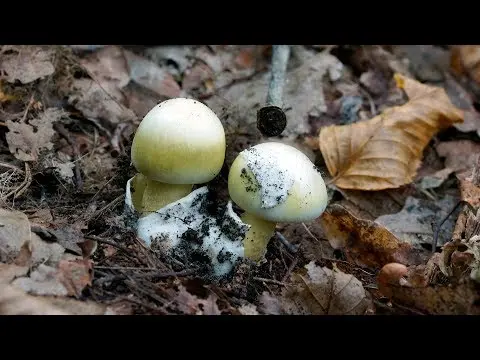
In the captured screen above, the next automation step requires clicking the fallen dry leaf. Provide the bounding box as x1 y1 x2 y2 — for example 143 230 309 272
375 195 459 250
6 107 65 162
123 50 182 98
68 78 136 125
171 285 222 315
458 170 480 208
450 45 480 85
0 46 55 84
418 168 454 190
436 140 480 173
57 259 93 298
0 284 69 315
319 73 464 190
12 264 68 296
319 204 424 269
281 262 372 315
443 72 480 134
31 225 85 256
237 304 259 315
257 292 282 315
377 263 480 315
80 46 130 91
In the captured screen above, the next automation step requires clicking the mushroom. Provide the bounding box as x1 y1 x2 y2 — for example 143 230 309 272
130 98 226 214
228 142 328 262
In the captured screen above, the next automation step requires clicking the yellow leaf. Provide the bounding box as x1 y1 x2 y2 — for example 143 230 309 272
318 73 464 190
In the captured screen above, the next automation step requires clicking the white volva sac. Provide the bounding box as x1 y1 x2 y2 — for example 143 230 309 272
228 142 329 262
125 180 250 278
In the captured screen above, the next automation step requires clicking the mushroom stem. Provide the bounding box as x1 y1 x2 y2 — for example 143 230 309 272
240 212 277 262
130 173 193 214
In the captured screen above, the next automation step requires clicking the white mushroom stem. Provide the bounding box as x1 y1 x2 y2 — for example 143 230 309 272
129 173 193 214
240 212 276 262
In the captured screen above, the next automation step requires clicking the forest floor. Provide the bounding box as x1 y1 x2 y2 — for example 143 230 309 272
0 44 479 315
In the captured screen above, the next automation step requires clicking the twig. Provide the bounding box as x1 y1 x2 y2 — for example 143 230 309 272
94 266 159 271
432 200 466 254
110 122 131 157
1 162 31 200
84 235 133 256
53 123 83 190
275 231 298 253
257 45 290 137
281 255 298 283
253 277 288 287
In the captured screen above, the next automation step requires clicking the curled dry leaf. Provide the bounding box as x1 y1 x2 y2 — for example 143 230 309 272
319 204 424 269
0 46 55 84
319 73 464 190
6 107 66 162
281 262 372 315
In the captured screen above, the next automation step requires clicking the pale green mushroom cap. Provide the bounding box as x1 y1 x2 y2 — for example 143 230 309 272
131 98 226 184
228 142 328 223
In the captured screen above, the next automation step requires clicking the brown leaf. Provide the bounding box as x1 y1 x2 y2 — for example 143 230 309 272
6 107 65 162
171 285 222 315
319 204 424 269
68 78 136 125
319 73 464 190
182 62 214 94
436 140 480 173
377 268 480 314
458 172 480 208
0 284 69 315
281 262 372 315
57 259 93 298
450 45 480 84
80 46 130 91
0 46 55 84
123 50 181 98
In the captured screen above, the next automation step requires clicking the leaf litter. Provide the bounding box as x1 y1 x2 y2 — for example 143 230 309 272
0 45 479 315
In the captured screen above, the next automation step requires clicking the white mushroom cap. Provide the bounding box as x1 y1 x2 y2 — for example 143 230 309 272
131 98 226 184
228 142 328 223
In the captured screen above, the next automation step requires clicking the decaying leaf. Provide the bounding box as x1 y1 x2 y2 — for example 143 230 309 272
68 78 136 125
6 107 65 162
436 140 480 174
458 170 480 208
418 168 454 190
0 284 69 315
319 73 464 190
57 259 93 298
377 262 480 315
0 46 55 84
281 262 372 315
11 264 68 296
319 204 424 269
237 304 259 315
170 285 222 315
123 50 182 99
375 195 460 250
80 46 130 91
450 45 480 85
